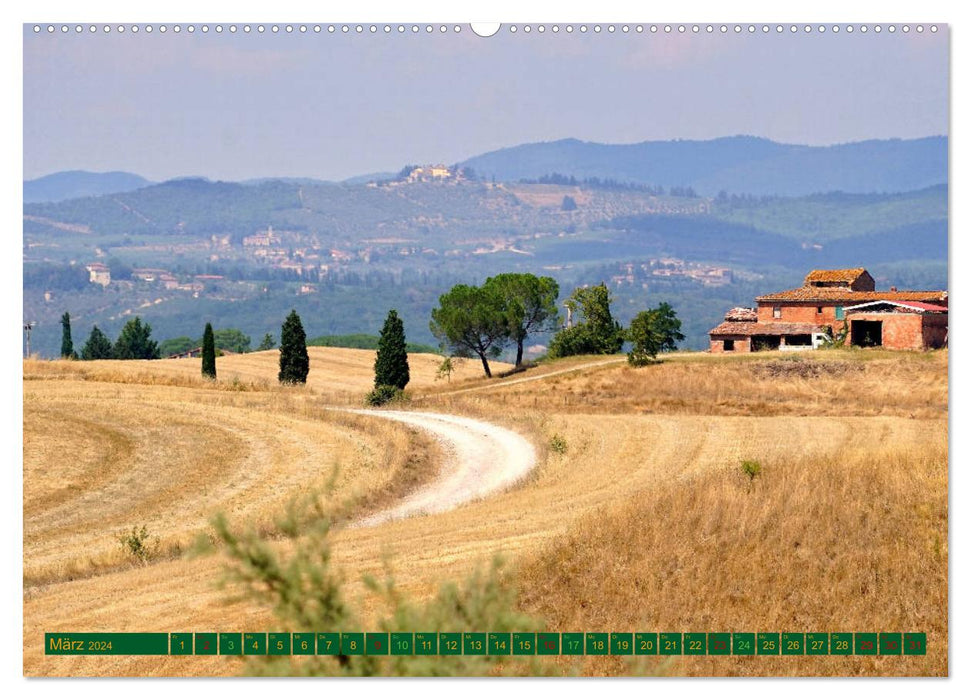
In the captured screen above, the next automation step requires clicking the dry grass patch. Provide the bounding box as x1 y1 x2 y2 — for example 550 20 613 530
518 438 947 676
432 350 947 419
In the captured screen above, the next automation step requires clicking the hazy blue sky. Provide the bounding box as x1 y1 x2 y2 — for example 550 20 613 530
23 24 948 182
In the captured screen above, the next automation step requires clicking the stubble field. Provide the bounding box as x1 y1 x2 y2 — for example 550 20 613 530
22 347 947 676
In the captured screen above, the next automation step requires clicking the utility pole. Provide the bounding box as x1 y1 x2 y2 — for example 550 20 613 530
24 321 34 357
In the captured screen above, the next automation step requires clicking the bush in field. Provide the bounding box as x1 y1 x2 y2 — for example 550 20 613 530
118 525 159 564
435 356 455 382
365 384 406 407
741 459 763 482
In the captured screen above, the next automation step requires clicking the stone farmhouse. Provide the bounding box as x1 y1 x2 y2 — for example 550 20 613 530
709 268 947 352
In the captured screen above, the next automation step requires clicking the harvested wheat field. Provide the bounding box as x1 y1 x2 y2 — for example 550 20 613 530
23 348 947 677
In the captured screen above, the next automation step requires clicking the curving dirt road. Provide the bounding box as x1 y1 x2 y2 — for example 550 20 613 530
347 409 537 527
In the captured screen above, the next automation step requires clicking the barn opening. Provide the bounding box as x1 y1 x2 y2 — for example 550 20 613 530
851 320 883 347
752 335 781 351
784 334 812 347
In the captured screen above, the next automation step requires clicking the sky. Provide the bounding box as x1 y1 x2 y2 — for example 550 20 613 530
23 23 948 182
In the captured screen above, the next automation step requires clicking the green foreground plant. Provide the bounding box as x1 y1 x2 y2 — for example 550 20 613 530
204 492 551 676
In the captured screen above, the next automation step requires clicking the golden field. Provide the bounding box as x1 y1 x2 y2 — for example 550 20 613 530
22 347 947 676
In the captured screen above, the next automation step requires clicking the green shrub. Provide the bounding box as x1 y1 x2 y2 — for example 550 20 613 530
207 493 550 676
435 356 455 382
741 459 763 481
549 433 568 455
118 525 159 564
365 384 407 407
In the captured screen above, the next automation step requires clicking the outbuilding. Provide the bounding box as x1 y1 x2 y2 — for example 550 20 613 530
842 300 948 350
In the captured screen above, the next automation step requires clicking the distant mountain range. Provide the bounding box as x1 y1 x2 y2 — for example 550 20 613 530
460 135 947 196
23 170 153 203
25 135 947 204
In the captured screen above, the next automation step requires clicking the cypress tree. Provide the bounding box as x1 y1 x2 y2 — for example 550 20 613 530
278 309 310 384
60 312 75 359
201 322 217 379
80 325 113 360
374 309 410 390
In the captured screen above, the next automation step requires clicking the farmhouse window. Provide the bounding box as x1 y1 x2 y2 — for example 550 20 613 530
835 306 844 320
724 339 735 351
817 306 823 313
773 306 782 319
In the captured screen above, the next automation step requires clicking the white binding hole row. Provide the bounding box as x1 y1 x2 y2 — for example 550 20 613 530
31 24 940 35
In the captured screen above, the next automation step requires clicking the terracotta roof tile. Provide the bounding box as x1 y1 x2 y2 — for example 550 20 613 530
804 268 868 284
755 288 948 303
724 307 758 322
709 321 827 336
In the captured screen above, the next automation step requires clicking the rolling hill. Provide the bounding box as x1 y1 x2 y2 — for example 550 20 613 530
22 349 947 676
24 170 152 203
461 135 947 196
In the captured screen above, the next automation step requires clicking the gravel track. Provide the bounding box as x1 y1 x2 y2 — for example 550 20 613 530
348 409 537 527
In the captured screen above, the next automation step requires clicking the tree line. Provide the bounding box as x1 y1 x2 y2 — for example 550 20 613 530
54 271 684 397
430 274 684 376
